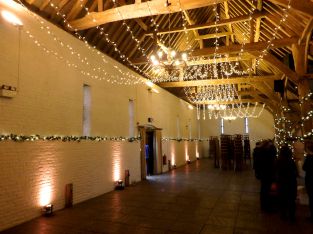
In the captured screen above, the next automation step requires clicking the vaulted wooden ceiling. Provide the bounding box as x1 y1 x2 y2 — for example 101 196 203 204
19 0 313 115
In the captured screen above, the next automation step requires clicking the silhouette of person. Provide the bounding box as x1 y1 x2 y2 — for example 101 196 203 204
276 145 297 221
303 141 313 222
145 144 150 175
255 140 277 212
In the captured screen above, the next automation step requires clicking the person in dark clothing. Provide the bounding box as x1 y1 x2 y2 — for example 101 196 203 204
276 145 297 221
303 141 313 222
254 140 277 212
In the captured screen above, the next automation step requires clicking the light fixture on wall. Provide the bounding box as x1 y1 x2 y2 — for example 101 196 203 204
115 180 124 190
42 204 53 216
1 10 23 26
148 87 159 93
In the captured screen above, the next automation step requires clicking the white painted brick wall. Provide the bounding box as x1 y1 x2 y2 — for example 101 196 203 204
0 141 140 231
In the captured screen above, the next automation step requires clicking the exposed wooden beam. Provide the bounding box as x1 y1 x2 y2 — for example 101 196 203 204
89 0 98 12
223 1 235 43
66 0 88 21
300 19 313 45
146 11 266 36
132 37 297 64
253 0 262 43
250 51 299 83
196 32 233 40
39 0 51 11
264 0 313 17
98 0 103 12
135 19 148 31
191 36 298 57
69 0 228 31
252 82 280 103
158 75 278 87
183 10 203 49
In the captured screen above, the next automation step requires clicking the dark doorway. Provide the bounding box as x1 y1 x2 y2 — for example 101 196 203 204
145 131 154 176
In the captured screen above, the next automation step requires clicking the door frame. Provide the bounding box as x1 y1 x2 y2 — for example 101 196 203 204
138 125 162 180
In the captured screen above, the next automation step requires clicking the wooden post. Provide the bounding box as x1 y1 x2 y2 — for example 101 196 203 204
292 43 312 133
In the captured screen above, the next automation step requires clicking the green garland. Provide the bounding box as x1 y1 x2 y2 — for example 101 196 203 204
0 134 141 142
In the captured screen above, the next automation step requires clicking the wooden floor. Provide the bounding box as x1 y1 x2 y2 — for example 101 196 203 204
1 159 312 234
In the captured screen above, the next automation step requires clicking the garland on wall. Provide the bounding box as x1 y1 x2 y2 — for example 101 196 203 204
0 134 141 142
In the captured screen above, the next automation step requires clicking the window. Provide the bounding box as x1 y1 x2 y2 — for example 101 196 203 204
128 99 135 138
220 118 224 134
176 116 181 138
244 117 249 134
188 119 192 139
83 84 91 136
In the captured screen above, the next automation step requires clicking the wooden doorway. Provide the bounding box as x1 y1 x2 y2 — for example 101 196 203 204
138 125 162 180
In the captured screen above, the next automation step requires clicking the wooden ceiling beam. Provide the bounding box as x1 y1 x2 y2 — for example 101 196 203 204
69 0 228 31
98 0 103 12
158 75 278 87
250 51 299 83
264 0 313 17
196 32 233 40
39 0 51 11
223 1 235 43
146 11 266 36
66 0 88 21
183 10 203 49
191 36 298 56
252 0 263 43
132 37 297 64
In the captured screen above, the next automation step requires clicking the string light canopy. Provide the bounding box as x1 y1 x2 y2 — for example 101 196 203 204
196 102 266 120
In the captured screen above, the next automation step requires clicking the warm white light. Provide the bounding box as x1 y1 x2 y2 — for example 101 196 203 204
112 142 122 182
175 60 180 66
188 104 193 110
150 55 156 61
39 184 52 206
157 51 163 58
170 50 176 58
152 88 159 93
1 10 23 26
152 60 159 66
181 53 187 61
223 116 237 120
145 80 154 87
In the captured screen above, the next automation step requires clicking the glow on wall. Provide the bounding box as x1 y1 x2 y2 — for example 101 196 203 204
112 142 122 182
196 142 199 158
170 141 176 166
39 182 52 206
184 141 189 161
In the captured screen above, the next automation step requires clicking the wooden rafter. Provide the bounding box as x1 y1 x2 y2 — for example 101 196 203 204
250 51 299 83
196 32 234 40
264 0 313 17
191 37 298 56
146 11 267 36
223 1 235 44
69 0 228 31
66 0 88 21
132 37 297 64
98 0 103 12
183 10 203 49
